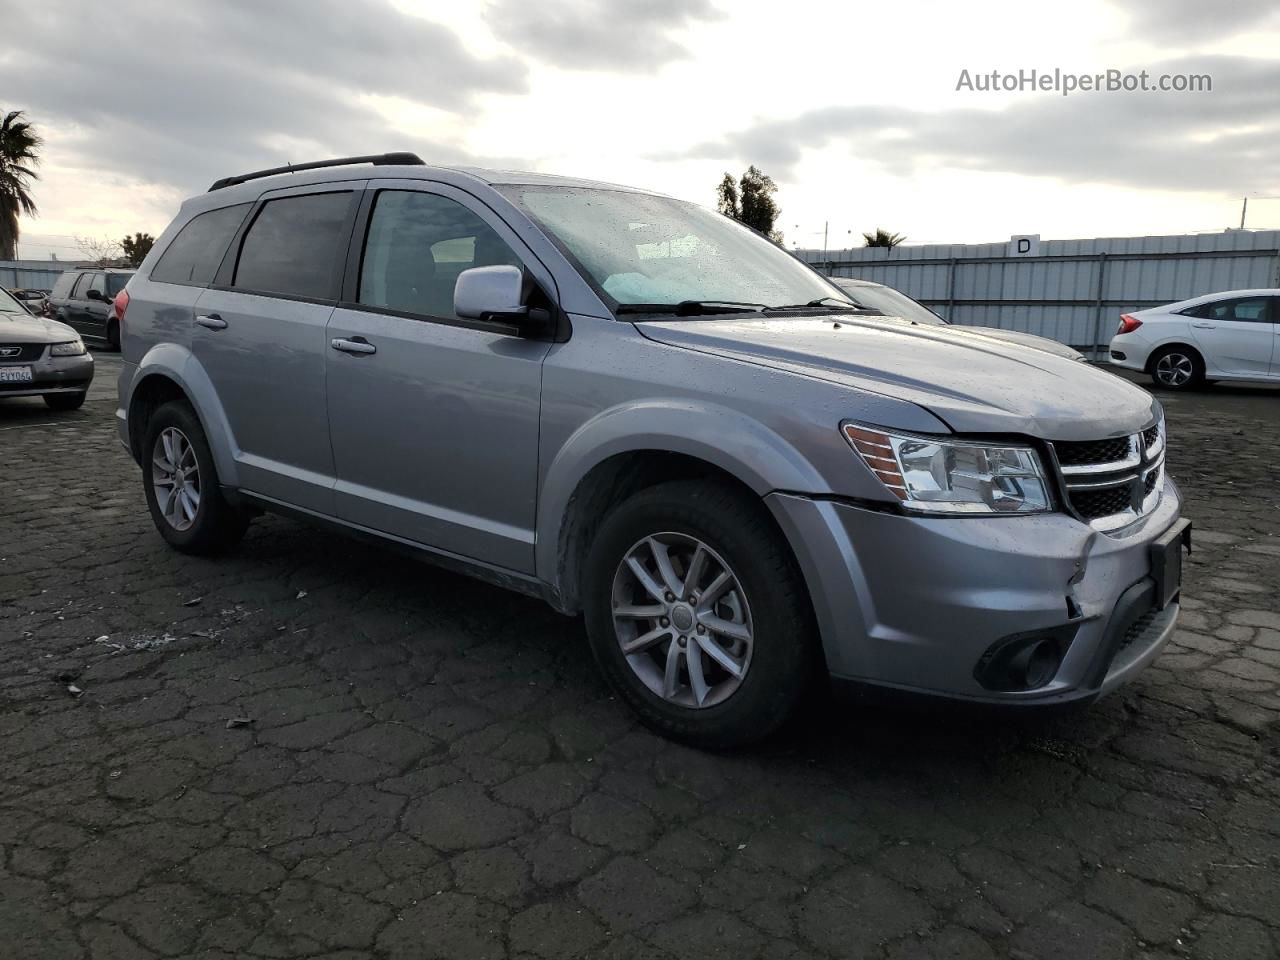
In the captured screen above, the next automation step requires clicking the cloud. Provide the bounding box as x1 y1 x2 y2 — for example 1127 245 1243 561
0 0 529 198
483 0 721 71
1114 0 1280 44
668 56 1280 196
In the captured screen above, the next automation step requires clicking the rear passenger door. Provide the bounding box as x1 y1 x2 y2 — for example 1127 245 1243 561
1185 296 1274 377
193 183 363 515
62 272 95 335
324 183 554 573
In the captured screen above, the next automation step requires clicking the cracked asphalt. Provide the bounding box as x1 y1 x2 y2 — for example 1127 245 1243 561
2 355 1278 960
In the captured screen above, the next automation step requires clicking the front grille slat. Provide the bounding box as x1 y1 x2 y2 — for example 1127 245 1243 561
1051 422 1164 531
0 343 45 362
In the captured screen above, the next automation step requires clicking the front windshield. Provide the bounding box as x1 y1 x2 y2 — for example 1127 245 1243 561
502 185 850 312
107 273 132 297
834 282 946 325
0 287 30 315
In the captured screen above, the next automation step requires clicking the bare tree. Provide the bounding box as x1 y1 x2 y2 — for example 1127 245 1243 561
75 235 123 265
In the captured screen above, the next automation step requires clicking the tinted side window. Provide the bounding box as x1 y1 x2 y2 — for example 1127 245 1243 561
233 193 352 300
51 272 77 299
358 191 521 321
70 273 92 299
152 204 250 285
106 273 133 297
1191 297 1270 321
86 273 106 298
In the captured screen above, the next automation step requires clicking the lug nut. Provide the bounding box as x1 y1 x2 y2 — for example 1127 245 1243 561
696 624 705 634
660 617 670 627
664 592 675 602
678 636 687 646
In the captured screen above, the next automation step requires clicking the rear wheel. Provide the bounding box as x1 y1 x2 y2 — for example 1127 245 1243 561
1149 346 1204 391
43 391 86 411
107 319 120 351
583 480 816 748
142 400 249 554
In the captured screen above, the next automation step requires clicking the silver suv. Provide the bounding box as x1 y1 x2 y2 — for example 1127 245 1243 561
117 153 1190 746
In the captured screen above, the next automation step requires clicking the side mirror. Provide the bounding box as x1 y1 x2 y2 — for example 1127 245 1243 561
85 289 106 302
454 265 528 324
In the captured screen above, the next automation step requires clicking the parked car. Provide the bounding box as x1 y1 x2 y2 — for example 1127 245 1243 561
830 277 1086 361
45 267 135 349
9 287 50 313
0 284 94 409
118 153 1189 746
1108 289 1279 389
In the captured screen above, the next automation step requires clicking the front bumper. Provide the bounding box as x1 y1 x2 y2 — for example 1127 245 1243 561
0 350 94 398
766 477 1185 704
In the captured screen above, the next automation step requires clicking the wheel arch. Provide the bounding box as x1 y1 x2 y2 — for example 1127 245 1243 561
125 346 240 486
1144 340 1203 374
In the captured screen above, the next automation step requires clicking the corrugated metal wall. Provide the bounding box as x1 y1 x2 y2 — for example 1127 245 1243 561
0 260 77 291
801 231 1280 356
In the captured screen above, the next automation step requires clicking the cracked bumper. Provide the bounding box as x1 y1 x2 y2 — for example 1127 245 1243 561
766 478 1184 704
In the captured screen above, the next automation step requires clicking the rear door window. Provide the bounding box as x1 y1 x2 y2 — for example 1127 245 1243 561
233 192 353 300
1190 297 1270 322
358 190 522 321
151 204 250 285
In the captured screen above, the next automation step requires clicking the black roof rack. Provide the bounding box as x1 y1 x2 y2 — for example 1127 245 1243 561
207 152 425 192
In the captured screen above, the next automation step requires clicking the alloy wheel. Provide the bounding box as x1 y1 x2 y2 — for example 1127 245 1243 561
611 532 754 708
1154 352 1194 387
152 426 201 531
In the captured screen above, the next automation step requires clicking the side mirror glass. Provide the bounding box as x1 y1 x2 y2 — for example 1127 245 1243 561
454 265 528 324
86 289 105 302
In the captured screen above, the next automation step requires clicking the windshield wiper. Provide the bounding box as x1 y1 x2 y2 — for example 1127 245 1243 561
616 300 768 317
768 296 862 311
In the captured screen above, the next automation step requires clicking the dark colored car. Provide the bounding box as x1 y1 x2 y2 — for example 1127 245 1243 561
0 285 94 409
45 268 134 349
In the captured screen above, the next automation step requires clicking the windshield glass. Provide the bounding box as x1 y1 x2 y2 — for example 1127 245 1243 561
0 287 30 314
834 281 946 325
502 186 850 312
107 273 133 297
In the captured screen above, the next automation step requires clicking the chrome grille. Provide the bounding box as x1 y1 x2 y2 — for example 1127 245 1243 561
1052 420 1165 533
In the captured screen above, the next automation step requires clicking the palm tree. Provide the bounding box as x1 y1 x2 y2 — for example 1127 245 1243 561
862 228 905 249
0 111 42 261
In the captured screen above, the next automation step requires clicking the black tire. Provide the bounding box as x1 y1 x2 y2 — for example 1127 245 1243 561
107 319 120 351
142 400 249 554
1148 345 1205 391
43 391 86 411
583 479 817 748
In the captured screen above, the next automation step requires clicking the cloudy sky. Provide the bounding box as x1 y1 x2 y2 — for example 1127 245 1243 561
3 0 1279 260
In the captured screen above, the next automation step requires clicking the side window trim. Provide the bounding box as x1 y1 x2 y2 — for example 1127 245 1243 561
211 183 364 304
337 182 564 340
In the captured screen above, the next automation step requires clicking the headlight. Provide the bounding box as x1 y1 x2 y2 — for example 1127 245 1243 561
50 339 86 356
843 423 1052 514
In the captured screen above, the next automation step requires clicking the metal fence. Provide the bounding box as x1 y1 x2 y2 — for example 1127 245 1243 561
0 260 80 291
799 230 1280 358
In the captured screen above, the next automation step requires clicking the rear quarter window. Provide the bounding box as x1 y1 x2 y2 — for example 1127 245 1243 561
151 204 251 285
50 272 78 299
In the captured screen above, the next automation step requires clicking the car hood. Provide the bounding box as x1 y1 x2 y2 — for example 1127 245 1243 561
0 311 78 343
637 314 1159 440
947 324 1083 361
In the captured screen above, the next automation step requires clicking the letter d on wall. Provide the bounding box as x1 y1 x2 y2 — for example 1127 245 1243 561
1010 234 1040 257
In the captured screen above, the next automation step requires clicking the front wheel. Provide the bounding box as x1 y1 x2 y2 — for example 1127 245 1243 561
142 401 249 554
1150 346 1204 390
583 480 817 748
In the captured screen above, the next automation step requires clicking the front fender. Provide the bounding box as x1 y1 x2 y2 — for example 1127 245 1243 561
535 398 830 585
128 343 241 488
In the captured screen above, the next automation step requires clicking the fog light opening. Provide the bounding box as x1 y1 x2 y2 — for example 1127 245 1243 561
975 627 1076 692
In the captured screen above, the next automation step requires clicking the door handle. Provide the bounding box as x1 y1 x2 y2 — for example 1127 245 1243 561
330 337 376 355
195 314 228 330
1190 321 1215 329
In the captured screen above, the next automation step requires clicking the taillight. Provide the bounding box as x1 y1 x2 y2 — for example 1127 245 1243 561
1117 313 1142 335
113 288 130 334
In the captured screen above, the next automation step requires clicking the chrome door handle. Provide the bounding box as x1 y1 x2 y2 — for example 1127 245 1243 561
195 314 227 330
1190 321 1215 328
330 337 376 355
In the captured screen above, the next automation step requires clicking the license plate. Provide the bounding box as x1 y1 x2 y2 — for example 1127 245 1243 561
1151 518 1192 609
0 365 33 383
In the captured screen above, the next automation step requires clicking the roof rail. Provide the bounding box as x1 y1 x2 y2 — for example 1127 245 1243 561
207 152 425 192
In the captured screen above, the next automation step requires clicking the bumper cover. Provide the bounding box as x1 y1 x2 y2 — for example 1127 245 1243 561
0 352 94 397
766 478 1185 704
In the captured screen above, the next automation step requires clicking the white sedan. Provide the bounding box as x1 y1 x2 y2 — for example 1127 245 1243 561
1109 289 1279 390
